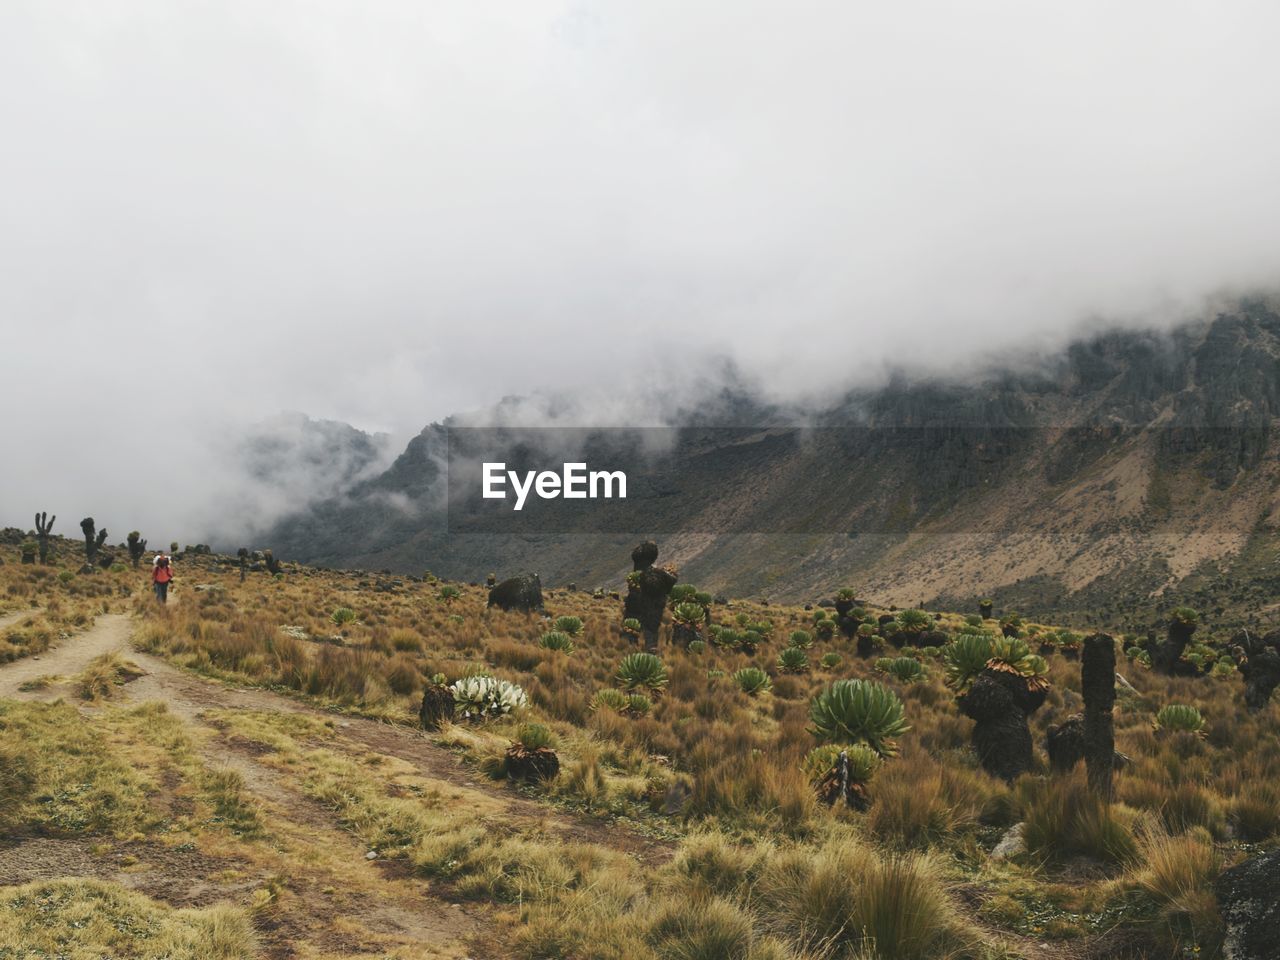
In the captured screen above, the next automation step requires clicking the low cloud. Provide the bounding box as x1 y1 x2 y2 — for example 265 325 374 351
4 1 1280 538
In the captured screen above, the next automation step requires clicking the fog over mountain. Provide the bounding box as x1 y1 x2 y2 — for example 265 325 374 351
5 2 1280 539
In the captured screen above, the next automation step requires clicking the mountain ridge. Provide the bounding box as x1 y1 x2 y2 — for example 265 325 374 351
259 303 1280 631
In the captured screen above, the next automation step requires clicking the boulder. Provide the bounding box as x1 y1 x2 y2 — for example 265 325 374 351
487 573 544 612
990 822 1026 861
1217 848 1280 960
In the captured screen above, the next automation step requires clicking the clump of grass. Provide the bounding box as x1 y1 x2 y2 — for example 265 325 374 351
645 895 758 960
1020 773 1137 865
76 652 143 701
0 701 153 836
756 831 982 960
0 878 257 959
1128 826 1223 956
202 767 263 837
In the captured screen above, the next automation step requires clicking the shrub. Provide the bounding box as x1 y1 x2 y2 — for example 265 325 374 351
808 679 910 757
590 688 629 713
329 607 358 627
1020 774 1137 865
627 694 652 716
895 609 932 634
645 895 756 960
382 655 422 695
449 676 528 720
539 631 574 654
552 615 583 637
1154 704 1205 734
617 653 668 691
942 633 994 691
669 583 699 605
687 639 707 654
1133 827 1223 954
777 647 809 673
733 667 772 696
883 656 926 684
757 836 973 960
672 602 706 628
788 630 813 649
437 585 461 603
801 743 880 786
819 652 842 670
518 722 555 750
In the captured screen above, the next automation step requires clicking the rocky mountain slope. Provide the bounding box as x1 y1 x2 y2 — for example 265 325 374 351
259 301 1280 630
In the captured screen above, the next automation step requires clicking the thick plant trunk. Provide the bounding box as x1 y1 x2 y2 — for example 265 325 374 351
958 670 1047 781
419 684 455 730
1235 631 1280 713
1046 714 1085 772
672 622 699 648
1155 620 1196 675
622 541 675 655
1081 633 1117 800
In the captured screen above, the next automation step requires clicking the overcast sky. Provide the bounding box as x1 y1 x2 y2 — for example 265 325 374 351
4 1 1280 539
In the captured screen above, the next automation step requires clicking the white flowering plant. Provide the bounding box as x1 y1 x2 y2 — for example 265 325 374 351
449 675 529 721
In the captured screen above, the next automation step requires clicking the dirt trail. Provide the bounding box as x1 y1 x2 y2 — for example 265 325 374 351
0 613 131 696
0 612 665 860
0 612 488 957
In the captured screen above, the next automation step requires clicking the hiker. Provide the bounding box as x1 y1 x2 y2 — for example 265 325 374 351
152 553 174 603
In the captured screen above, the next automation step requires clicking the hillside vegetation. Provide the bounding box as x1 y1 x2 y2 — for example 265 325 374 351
1 534 1277 958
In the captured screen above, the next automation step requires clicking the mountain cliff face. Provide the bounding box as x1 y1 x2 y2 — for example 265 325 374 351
260 303 1280 630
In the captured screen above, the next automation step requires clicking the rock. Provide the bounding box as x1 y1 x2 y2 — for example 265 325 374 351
487 573 544 612
1217 848 1280 960
365 850 378 860
990 823 1026 861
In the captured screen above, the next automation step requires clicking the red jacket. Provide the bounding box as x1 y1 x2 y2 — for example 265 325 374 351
153 563 173 584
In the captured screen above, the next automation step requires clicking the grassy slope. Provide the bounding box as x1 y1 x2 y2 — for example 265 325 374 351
1 541 1276 958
